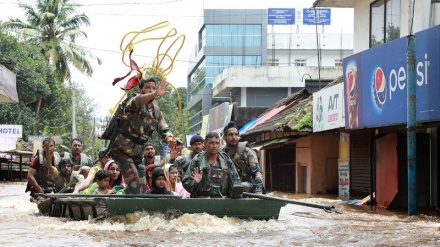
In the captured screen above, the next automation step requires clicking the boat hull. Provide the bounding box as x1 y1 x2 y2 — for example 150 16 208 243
42 194 288 220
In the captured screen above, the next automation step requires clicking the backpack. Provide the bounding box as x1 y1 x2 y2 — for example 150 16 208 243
101 94 133 141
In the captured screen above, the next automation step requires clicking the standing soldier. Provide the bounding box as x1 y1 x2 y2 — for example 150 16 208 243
222 121 263 194
103 77 174 194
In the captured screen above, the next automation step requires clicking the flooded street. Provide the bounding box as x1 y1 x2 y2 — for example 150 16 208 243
1 181 439 247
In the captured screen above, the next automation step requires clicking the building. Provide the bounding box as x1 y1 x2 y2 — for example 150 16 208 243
313 0 440 211
187 8 353 133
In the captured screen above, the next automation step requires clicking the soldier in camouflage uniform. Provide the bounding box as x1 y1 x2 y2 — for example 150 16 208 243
222 122 263 194
174 134 204 177
182 132 243 198
108 78 173 194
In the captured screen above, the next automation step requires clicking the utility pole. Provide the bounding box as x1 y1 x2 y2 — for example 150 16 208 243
71 80 77 139
91 117 96 161
407 0 416 216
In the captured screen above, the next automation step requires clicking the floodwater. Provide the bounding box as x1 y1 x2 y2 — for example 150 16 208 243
1 182 439 247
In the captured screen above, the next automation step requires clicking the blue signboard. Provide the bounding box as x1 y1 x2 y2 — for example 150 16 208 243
303 8 331 25
343 25 440 129
268 8 295 25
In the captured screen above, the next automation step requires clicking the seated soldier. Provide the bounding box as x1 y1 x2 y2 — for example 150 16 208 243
182 132 243 198
174 134 204 178
50 158 84 193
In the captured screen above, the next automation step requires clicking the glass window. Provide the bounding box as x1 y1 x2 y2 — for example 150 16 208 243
213 25 222 35
221 36 231 46
222 25 230 34
206 36 214 46
385 0 400 42
295 59 307 67
204 24 262 47
370 0 400 48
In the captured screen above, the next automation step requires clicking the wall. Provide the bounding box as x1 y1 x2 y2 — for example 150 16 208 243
310 134 340 194
294 136 311 193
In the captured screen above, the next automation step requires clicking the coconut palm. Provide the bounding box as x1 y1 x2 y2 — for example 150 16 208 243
2 0 102 134
2 0 101 82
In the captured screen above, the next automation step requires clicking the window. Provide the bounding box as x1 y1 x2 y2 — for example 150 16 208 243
204 24 262 47
295 59 306 67
370 0 401 48
268 59 279 66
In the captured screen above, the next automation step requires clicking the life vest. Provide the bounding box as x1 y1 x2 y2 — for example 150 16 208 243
195 152 230 197
70 153 91 171
54 171 81 193
230 142 250 182
25 151 60 194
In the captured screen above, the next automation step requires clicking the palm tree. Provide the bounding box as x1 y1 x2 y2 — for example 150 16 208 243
2 0 102 134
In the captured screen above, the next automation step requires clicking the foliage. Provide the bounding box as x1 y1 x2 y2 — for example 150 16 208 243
1 0 102 83
1 0 104 158
0 31 59 138
281 101 313 131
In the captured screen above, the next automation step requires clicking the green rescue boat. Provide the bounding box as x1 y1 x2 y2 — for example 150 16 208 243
39 192 341 220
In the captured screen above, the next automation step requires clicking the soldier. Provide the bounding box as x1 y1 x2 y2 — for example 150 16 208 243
222 121 263 194
182 132 243 198
106 77 174 194
68 138 93 171
50 158 84 193
142 142 156 166
174 134 204 177
25 137 61 201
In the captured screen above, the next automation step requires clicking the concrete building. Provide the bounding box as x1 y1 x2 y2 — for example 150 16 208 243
187 8 353 133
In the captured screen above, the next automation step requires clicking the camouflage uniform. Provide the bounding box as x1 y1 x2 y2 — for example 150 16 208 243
174 150 196 177
223 142 263 193
182 151 242 198
109 93 171 194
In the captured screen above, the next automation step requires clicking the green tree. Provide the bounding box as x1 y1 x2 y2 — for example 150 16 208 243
2 0 102 134
0 31 65 139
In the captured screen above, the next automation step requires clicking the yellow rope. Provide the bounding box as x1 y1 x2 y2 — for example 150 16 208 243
109 91 128 115
111 21 185 138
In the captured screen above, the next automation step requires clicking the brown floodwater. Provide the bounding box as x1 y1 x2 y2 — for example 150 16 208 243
1 181 439 247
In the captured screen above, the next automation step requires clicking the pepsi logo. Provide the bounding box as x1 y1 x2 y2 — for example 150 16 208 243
373 67 387 107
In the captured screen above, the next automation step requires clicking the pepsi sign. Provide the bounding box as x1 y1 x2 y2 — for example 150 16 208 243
343 25 440 129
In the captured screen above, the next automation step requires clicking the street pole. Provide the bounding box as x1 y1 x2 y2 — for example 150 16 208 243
72 80 77 139
407 0 416 216
91 117 96 161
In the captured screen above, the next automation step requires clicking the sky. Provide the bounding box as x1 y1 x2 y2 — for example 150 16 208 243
0 0 353 118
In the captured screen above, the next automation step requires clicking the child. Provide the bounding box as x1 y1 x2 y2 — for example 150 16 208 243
144 167 171 195
93 170 113 194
